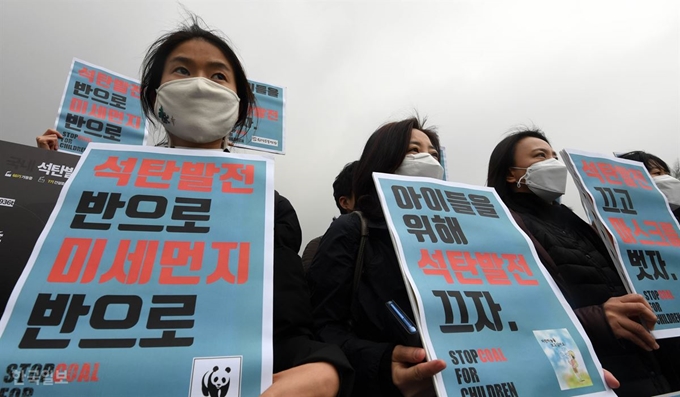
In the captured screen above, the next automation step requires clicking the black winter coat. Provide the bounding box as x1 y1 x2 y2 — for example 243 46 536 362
507 193 678 397
308 213 411 396
271 192 355 396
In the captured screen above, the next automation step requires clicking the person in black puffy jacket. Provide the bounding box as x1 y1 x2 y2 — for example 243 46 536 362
486 128 679 396
271 191 355 397
308 117 447 397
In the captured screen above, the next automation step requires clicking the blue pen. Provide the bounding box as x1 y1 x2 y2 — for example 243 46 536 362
386 300 417 334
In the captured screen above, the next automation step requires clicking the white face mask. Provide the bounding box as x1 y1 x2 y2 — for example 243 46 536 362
653 174 680 210
513 158 568 203
394 153 444 180
154 77 240 144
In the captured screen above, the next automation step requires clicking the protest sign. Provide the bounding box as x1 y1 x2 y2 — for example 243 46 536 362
562 149 680 338
374 173 614 397
54 59 147 154
229 80 285 154
0 143 274 396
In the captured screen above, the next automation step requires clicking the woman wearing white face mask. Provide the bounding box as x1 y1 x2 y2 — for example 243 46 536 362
140 20 357 397
617 150 680 223
487 129 679 396
308 118 447 397
35 17 353 397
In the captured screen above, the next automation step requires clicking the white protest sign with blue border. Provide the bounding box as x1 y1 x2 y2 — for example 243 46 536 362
562 149 680 338
373 173 614 397
229 80 285 155
54 59 148 155
0 143 274 396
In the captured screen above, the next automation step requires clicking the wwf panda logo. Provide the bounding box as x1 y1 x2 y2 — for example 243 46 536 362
201 365 231 397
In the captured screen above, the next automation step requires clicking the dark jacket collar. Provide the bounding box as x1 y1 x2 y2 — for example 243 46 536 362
504 192 559 217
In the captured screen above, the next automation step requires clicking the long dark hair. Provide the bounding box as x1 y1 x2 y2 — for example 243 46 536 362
140 15 255 133
486 128 550 201
353 117 440 219
617 151 670 174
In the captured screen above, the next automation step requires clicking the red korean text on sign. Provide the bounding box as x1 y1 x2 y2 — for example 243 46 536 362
609 217 680 247
417 250 539 286
581 160 651 190
47 238 250 285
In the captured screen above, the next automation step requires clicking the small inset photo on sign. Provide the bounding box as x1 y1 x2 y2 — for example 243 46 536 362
188 356 242 397
533 328 593 390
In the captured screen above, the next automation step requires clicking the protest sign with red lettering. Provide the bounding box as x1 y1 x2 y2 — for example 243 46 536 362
374 173 614 397
0 143 274 396
54 59 147 154
562 149 680 338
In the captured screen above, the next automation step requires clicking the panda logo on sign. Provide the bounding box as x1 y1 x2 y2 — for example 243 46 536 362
201 365 231 397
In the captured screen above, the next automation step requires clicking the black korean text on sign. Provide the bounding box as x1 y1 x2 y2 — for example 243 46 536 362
6 156 36 172
627 250 676 281
593 187 637 215
403 214 468 245
73 82 128 110
70 191 211 233
64 113 122 142
249 82 280 99
392 185 499 218
432 290 518 333
19 294 196 349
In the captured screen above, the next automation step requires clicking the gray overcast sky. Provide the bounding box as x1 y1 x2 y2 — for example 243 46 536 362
1 0 678 250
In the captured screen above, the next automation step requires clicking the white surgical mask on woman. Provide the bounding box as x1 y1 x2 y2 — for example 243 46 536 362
513 158 568 203
154 77 240 144
653 174 680 210
394 153 444 180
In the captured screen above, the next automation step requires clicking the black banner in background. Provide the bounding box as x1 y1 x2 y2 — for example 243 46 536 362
0 140 79 314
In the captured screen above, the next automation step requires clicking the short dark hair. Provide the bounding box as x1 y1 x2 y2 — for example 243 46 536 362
486 128 550 201
140 15 255 134
353 117 440 219
616 151 670 174
333 161 358 214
